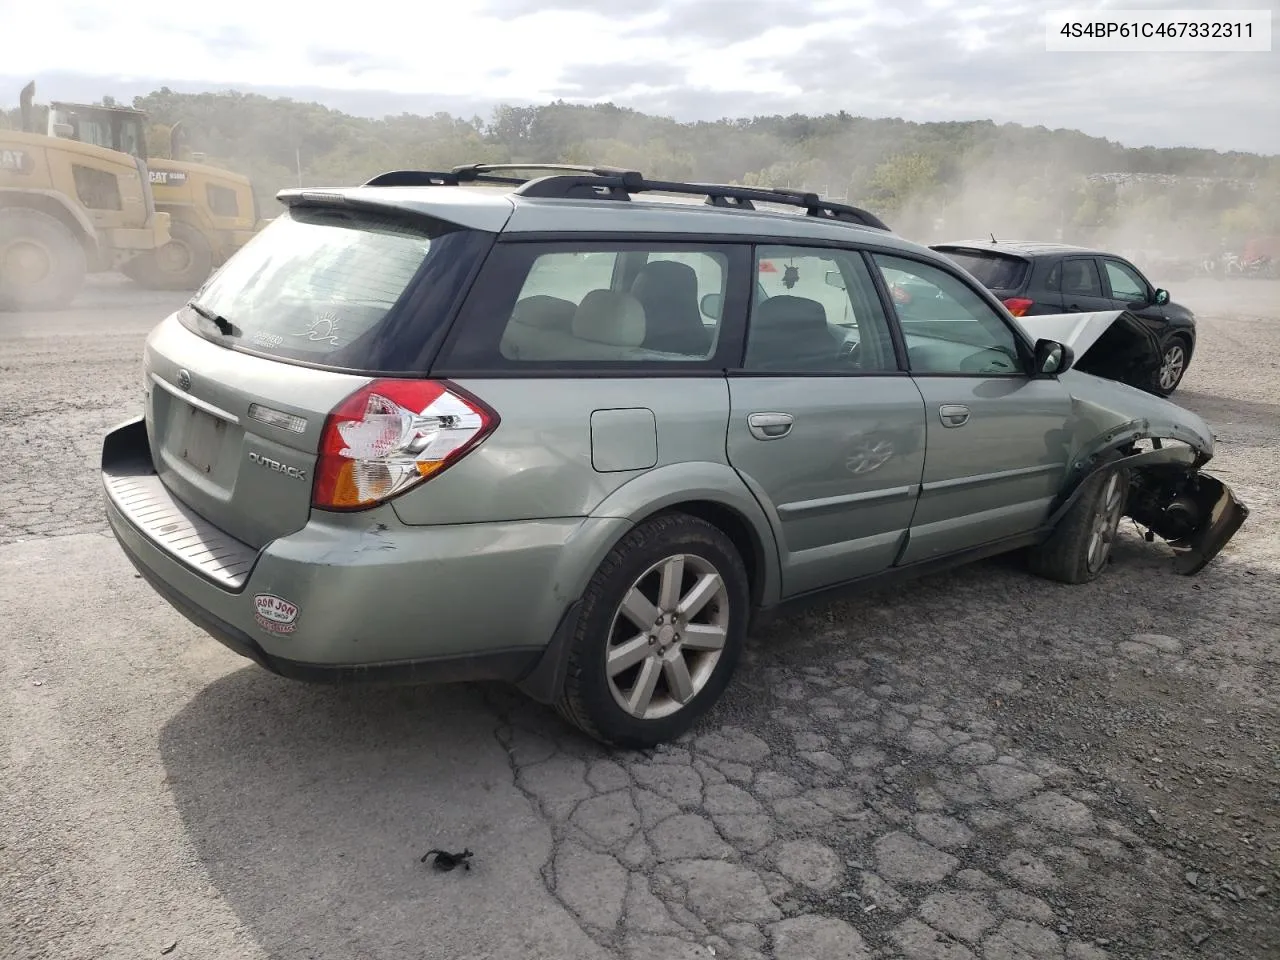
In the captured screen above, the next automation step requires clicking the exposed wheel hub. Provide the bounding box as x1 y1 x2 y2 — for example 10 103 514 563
1 239 52 287
156 239 193 274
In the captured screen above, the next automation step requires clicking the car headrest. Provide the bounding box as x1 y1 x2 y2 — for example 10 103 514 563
510 295 577 331
754 295 829 334
631 260 700 304
572 289 647 347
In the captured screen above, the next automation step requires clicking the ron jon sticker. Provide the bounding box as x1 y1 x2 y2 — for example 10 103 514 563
254 593 299 635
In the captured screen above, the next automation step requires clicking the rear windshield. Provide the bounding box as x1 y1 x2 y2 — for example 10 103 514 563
934 249 1029 292
181 205 490 373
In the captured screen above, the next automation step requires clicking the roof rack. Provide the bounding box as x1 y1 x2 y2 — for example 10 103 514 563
360 164 891 231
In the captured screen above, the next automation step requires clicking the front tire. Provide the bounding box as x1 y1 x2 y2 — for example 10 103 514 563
122 220 213 291
1149 336 1189 396
0 207 86 311
556 512 750 749
1028 464 1131 585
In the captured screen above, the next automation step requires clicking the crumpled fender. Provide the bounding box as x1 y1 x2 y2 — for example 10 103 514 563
1044 432 1244 576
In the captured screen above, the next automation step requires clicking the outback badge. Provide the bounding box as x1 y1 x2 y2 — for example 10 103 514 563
248 450 308 481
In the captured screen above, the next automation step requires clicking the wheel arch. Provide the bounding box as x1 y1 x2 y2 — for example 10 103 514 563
587 461 783 609
517 466 784 707
641 499 770 611
1046 430 1205 531
1166 328 1195 364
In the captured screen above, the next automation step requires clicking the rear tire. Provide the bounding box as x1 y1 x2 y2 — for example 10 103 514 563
556 512 750 749
122 220 213 291
0 207 86 311
1028 463 1131 585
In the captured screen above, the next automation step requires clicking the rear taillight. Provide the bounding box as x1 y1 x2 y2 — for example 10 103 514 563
312 379 498 511
1002 297 1034 317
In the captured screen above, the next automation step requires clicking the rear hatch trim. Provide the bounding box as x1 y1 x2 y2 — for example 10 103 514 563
150 371 241 424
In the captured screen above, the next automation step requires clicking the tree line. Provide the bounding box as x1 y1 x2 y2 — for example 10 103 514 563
6 89 1277 255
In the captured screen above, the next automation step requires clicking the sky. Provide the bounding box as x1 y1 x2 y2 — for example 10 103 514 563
1 0 1277 154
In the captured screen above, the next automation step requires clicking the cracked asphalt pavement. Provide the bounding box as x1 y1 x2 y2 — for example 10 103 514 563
2 276 1277 960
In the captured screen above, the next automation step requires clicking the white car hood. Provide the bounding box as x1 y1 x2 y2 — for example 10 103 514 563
1014 310 1126 357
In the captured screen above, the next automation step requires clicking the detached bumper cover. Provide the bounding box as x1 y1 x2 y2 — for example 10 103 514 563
1167 472 1249 575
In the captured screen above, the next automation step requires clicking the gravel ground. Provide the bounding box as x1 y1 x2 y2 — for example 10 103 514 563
1 276 1276 960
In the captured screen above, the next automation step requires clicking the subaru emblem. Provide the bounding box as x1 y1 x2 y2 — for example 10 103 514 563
177 368 192 391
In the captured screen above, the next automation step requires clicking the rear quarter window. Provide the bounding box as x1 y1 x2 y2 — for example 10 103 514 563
181 205 492 374
438 240 750 372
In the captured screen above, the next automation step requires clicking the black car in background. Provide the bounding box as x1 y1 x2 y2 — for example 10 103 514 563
931 240 1197 396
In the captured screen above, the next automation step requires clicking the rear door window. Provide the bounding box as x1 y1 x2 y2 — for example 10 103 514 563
743 245 900 373
1061 258 1105 298
438 240 751 371
181 205 493 373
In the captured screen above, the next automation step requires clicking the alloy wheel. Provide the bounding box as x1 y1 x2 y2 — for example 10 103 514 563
1159 344 1186 391
605 553 730 721
1086 472 1126 574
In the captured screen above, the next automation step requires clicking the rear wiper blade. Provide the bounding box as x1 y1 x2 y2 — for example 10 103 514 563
187 300 235 336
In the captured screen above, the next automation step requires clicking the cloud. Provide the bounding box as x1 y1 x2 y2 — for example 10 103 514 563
550 60 690 97
305 49 399 77
748 2 1280 152
198 25 262 57
1 0 1275 154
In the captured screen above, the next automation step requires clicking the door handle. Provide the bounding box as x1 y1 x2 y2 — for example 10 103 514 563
747 412 794 440
939 404 970 428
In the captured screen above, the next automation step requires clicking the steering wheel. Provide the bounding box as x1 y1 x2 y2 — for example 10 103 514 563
958 348 1017 374
838 337 862 367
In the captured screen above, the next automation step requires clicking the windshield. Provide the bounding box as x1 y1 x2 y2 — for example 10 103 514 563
183 205 490 373
935 249 1029 292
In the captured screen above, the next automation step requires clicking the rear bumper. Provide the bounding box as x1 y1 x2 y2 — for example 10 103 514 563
112 527 542 684
102 416 625 684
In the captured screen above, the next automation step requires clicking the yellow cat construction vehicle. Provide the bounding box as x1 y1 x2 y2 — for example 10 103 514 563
43 96 265 289
1 82 171 310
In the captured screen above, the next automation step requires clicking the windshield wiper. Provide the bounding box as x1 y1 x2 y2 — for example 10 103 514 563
187 300 235 336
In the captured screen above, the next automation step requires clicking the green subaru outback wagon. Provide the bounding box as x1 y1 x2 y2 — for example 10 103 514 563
101 164 1248 748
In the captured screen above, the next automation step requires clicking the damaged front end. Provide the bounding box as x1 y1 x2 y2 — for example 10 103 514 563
1022 311 1249 575
1046 382 1250 575
1121 442 1249 574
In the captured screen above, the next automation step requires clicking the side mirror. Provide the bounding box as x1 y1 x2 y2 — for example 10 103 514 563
1033 338 1074 377
700 292 723 320
824 269 846 290
1153 288 1170 306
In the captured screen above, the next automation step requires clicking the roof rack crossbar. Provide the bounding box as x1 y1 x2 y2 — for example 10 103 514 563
359 164 890 231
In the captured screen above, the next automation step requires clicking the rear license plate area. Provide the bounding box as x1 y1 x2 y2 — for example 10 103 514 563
175 405 227 475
